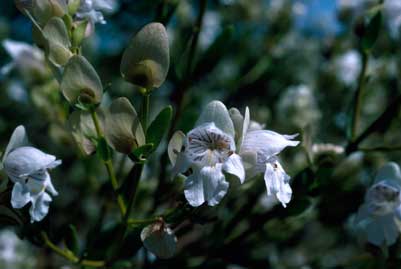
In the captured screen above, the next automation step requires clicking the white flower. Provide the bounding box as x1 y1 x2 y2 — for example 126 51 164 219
170 101 245 207
354 162 401 246
1 39 47 78
384 0 401 38
232 107 299 207
2 126 61 223
334 50 362 86
76 0 118 25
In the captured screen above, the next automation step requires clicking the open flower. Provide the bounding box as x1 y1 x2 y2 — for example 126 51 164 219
170 101 245 207
230 107 299 207
2 126 61 223
76 0 117 25
1 39 49 81
354 162 401 247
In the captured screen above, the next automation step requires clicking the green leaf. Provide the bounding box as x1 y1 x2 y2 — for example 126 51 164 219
0 205 23 227
361 9 382 52
129 143 154 162
64 224 80 256
146 106 173 153
60 55 103 105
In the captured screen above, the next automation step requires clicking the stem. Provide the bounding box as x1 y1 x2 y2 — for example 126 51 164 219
346 94 401 154
123 163 144 225
41 232 105 268
141 92 150 131
359 145 401 152
90 109 126 216
351 51 369 141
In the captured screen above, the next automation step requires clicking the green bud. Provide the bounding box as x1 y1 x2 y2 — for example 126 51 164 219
167 130 185 166
120 22 170 89
42 17 72 66
103 97 145 154
61 55 103 106
67 110 100 155
32 0 68 26
67 0 80 15
72 20 88 49
140 219 177 259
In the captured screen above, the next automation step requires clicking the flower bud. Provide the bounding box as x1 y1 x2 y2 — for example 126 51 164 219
167 130 185 165
140 219 177 259
67 0 80 15
67 110 99 155
120 22 170 89
103 97 145 154
60 55 103 106
32 0 68 26
42 17 72 66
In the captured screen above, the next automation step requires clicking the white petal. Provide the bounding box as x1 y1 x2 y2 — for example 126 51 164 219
2 40 33 60
29 192 52 223
375 162 401 187
184 165 229 207
171 152 190 177
184 169 205 207
264 162 292 207
92 0 117 12
223 154 245 183
200 165 229 206
195 100 235 138
11 183 31 209
2 125 28 164
241 130 299 159
3 147 58 182
242 107 250 142
43 172 58 196
354 204 400 246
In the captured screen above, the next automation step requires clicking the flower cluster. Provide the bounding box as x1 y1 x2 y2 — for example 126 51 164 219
170 101 299 208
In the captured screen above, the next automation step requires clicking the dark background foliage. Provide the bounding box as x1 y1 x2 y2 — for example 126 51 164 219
1 0 401 268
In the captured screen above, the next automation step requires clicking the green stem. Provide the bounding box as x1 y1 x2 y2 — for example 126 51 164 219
359 145 401 152
351 51 369 141
141 92 150 131
90 109 126 216
346 94 401 154
41 232 105 268
127 207 177 227
123 163 144 225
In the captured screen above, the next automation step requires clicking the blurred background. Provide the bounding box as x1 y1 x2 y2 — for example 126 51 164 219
1 0 401 268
